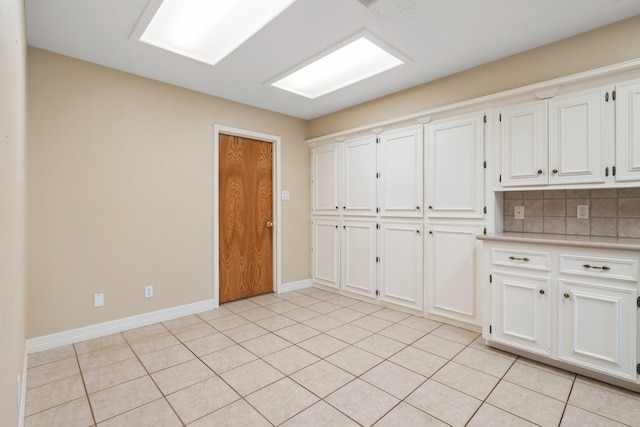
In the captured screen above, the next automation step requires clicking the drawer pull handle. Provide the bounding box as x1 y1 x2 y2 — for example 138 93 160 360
582 264 610 271
564 293 570 299
508 256 530 262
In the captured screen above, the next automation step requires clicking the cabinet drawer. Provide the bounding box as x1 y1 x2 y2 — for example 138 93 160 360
492 249 550 271
559 255 638 281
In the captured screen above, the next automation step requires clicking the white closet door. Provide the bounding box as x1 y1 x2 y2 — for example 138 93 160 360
343 135 377 216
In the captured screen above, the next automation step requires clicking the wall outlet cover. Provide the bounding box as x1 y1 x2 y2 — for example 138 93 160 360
144 285 153 299
94 293 104 308
514 206 525 220
577 205 589 219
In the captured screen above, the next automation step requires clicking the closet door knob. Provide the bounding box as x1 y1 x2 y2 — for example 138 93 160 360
563 293 570 299
537 169 543 175
539 289 545 295
552 169 558 174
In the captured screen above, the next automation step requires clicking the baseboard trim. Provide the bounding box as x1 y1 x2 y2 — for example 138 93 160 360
26 299 215 354
279 278 312 293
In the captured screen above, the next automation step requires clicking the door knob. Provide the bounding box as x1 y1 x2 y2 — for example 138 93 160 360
266 221 273 228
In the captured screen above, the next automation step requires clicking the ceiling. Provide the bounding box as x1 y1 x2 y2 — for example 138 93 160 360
25 0 640 120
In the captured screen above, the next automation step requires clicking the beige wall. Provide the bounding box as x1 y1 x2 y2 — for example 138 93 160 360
27 48 310 338
307 14 640 138
0 0 27 424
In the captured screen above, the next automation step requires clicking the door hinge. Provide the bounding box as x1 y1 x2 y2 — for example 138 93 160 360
489 274 492 283
376 223 380 229
637 296 640 308
499 174 502 183
376 207 380 213
376 137 380 144
376 172 380 178
483 160 487 169
376 256 380 263
484 227 487 235
499 113 502 122
605 92 610 102
613 166 616 176
613 90 616 101
483 206 487 214
637 363 640 375
489 325 492 334
376 289 380 296
483 114 487 123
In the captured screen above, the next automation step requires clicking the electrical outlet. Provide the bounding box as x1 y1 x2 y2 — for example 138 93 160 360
514 206 525 220
94 293 104 308
577 205 589 219
144 285 153 299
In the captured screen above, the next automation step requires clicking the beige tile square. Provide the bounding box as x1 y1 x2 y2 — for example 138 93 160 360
302 314 345 332
281 400 359 427
590 217 618 237
560 405 627 427
524 190 544 199
307 300 342 314
487 381 565 427
309 290 340 301
89 376 162 423
222 323 269 343
188 399 271 427
432 361 499 400
618 197 640 217
196 306 233 322
75 333 127 355
207 313 250 331
240 332 291 357
618 218 640 238
220 359 284 396
523 216 544 233
504 216 524 232
297 333 349 358
24 396 92 427
361 361 426 399
262 345 320 375
151 359 215 395
406 380 481 427
504 360 574 401
200 344 257 374
121 324 167 342
83 358 147 394
505 198 522 214
137 343 196 373
568 379 640 425
375 401 448 427
371 308 411 322
28 345 75 369
287 295 321 307
128 332 180 356
468 336 518 361
326 379 399 426
544 190 566 199
453 347 514 378
544 216 566 234
327 307 366 322
248 293 283 306
326 323 372 344
274 323 321 343
277 290 303 300
27 357 79 389
222 299 260 313
247 378 319 425
254 314 297 331
523 198 544 216
355 334 406 359
326 346 383 376
349 315 392 332
25 374 86 417
282 307 321 322
327 296 361 307
290 360 355 398
430 324 479 345
398 316 442 333
98 398 182 427
566 218 590 236
378 324 426 344
574 375 640 400
350 301 383 314
172 322 216 342
504 191 524 200
591 198 618 217
467 403 537 427
389 346 448 377
237 306 277 322
412 334 465 359
591 189 618 198
167 376 239 425
77 343 135 372
183 332 235 357
162 314 203 331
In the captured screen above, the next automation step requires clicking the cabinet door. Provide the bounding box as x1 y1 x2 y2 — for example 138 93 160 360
491 272 550 356
615 79 640 182
549 88 607 185
312 219 340 289
343 136 377 216
559 280 637 380
379 221 423 310
426 224 483 325
342 219 377 299
426 113 484 218
500 101 548 187
378 126 423 218
312 144 340 214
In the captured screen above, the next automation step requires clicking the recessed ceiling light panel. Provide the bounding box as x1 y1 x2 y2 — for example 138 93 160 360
271 36 404 99
139 0 297 66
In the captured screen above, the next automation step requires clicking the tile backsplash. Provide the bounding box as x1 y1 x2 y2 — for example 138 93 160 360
502 188 640 238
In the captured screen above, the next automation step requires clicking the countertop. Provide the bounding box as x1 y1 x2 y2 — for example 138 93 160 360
477 232 640 251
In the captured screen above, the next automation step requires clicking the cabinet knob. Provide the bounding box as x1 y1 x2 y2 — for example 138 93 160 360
416 206 420 211
552 169 558 174
343 206 346 210
537 169 543 175
563 293 570 299
539 289 545 295
428 205 433 210
335 206 338 210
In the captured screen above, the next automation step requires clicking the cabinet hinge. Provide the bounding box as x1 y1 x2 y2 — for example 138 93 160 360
376 207 380 213
376 172 380 178
499 113 502 122
613 90 616 101
376 289 380 296
613 166 616 176
605 92 609 102
376 256 380 263
483 206 487 214
483 160 487 169
637 296 640 308
376 137 380 144
489 274 492 283
499 174 502 183
483 114 487 123
483 227 487 235
605 166 609 177
376 223 380 229
637 363 640 375
489 325 492 334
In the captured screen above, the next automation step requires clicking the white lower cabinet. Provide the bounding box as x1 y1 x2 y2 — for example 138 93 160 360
311 218 340 289
342 219 377 298
379 221 423 311
482 239 639 385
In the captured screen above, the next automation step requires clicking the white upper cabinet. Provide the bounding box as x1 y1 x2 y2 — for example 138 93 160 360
378 126 423 218
426 113 485 218
312 143 340 214
615 79 640 182
500 100 548 187
343 135 377 216
549 87 608 185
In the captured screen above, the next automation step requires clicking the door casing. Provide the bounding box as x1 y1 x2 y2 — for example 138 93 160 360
213 124 282 308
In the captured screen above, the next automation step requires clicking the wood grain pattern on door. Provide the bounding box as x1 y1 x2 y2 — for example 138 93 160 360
219 134 273 303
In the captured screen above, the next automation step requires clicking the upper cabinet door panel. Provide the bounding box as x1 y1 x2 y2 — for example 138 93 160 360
549 88 607 185
500 101 548 187
343 136 377 216
312 143 340 214
426 113 484 218
615 79 640 182
377 126 423 218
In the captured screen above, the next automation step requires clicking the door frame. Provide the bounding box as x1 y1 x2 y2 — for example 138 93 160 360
213 124 282 308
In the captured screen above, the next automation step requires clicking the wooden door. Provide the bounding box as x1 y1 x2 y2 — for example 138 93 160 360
219 134 273 303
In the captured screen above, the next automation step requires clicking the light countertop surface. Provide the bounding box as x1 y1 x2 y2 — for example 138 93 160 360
477 232 640 251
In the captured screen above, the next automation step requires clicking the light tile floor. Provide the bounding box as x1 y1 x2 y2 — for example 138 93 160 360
24 287 640 426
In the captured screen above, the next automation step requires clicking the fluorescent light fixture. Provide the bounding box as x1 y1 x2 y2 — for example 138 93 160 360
140 0 296 66
272 37 404 99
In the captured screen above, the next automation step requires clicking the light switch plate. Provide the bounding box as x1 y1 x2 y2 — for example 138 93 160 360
281 190 290 200
514 206 525 220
